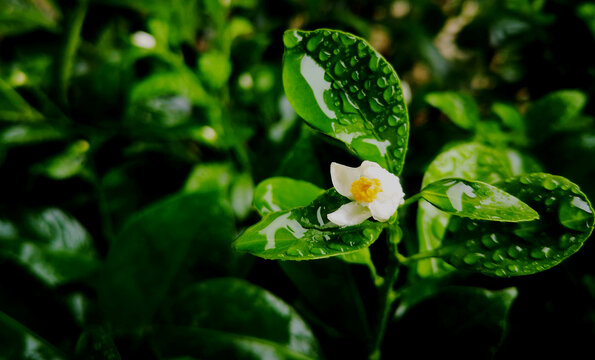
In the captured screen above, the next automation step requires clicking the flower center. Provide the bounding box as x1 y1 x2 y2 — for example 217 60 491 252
351 177 382 203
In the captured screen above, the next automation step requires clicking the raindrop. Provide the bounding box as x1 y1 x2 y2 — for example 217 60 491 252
369 55 381 72
357 90 367 100
306 35 324 52
530 247 549 259
334 61 347 77
543 177 559 190
507 245 523 259
383 86 395 102
349 85 359 93
349 56 358 67
283 30 303 49
310 247 327 255
388 115 399 126
397 123 407 135
352 72 360 81
507 264 520 272
341 35 356 46
377 77 389 88
463 253 483 265
287 247 304 257
318 50 331 61
369 97 384 113
495 269 507 277
481 233 500 249
491 249 506 263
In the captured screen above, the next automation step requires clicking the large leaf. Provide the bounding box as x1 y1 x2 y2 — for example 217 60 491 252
253 177 324 216
282 29 409 174
441 173 594 277
0 208 98 287
386 287 517 358
425 92 480 130
98 190 237 329
416 142 516 277
421 178 539 222
154 278 320 360
234 189 384 260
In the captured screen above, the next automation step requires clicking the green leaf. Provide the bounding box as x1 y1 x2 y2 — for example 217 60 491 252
198 50 233 89
0 0 61 36
98 191 238 329
0 208 99 287
0 78 43 122
416 142 515 278
0 124 65 146
32 140 90 180
425 92 480 130
0 311 65 360
253 177 324 216
282 29 409 174
492 102 524 131
184 162 235 193
525 90 588 140
154 278 320 360
129 69 212 108
234 189 384 260
441 173 595 277
421 178 539 222
389 287 517 358
231 172 254 220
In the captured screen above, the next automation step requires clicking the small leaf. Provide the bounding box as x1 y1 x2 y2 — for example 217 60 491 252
32 140 90 180
253 177 324 216
282 29 409 174
0 78 43 122
198 50 233 89
525 90 587 140
425 92 480 130
421 178 539 222
441 173 595 277
155 278 320 360
234 189 384 260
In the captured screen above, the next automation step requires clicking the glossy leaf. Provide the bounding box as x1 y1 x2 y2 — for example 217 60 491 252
234 189 384 260
33 140 90 180
155 278 320 360
253 177 324 216
282 29 409 174
99 190 237 329
421 178 539 222
441 173 595 277
416 142 516 277
0 208 99 287
425 92 480 130
0 124 65 146
387 287 517 358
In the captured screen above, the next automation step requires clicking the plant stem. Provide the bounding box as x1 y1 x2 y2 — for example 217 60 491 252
400 193 422 208
57 0 89 107
369 225 402 360
397 248 445 266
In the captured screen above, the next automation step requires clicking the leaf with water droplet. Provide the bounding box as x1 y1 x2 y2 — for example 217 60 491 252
282 29 409 175
420 178 539 222
439 173 594 277
253 177 324 216
425 92 480 130
416 142 519 278
234 189 384 260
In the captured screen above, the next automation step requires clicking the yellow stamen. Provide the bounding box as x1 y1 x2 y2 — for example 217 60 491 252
351 177 382 203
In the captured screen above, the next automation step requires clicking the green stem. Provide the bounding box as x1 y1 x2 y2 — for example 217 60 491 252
400 193 422 208
57 0 89 107
369 226 402 360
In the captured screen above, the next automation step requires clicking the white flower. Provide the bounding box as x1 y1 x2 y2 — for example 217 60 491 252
327 161 405 226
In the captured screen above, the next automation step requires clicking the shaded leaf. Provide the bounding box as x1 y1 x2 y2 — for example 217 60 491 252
253 177 324 216
425 92 479 130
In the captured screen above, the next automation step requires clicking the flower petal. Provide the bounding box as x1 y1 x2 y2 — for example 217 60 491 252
362 163 403 196
368 197 400 222
330 162 362 199
327 201 372 226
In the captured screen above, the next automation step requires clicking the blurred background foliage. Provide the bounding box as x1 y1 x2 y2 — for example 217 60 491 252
1 0 595 359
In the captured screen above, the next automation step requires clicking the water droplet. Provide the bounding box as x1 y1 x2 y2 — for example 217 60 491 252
559 196 594 231
364 79 372 90
465 239 478 249
310 247 327 255
318 50 331 61
369 97 384 113
507 264 520 272
306 34 324 52
530 247 550 259
389 73 398 84
283 30 303 48
341 35 356 46
331 32 339 42
334 60 347 77
545 196 557 206
481 233 500 249
492 249 506 263
467 222 478 231
363 228 376 238
392 105 403 114
397 123 407 135
520 176 531 185
378 125 387 132
495 268 507 277
328 242 345 251
388 115 399 126
507 245 523 259
352 71 360 81
376 77 389 88
561 183 571 191
483 262 497 269
357 90 366 100
349 56 358 67
382 86 395 102
287 247 304 257
543 177 559 190
558 234 576 249
369 55 381 72
463 253 483 265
